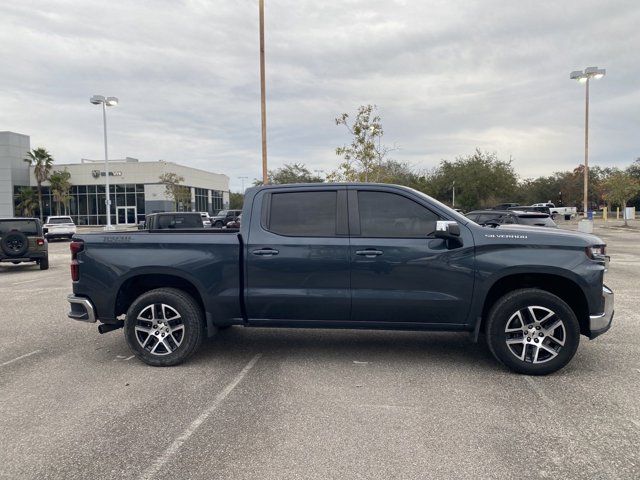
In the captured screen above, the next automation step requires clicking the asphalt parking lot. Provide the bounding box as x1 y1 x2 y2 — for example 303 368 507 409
1 226 639 480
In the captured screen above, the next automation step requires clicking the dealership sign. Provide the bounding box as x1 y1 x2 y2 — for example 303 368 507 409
92 170 123 178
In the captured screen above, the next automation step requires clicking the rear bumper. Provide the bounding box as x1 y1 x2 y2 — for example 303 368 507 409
67 295 97 323
1 251 46 262
589 285 614 339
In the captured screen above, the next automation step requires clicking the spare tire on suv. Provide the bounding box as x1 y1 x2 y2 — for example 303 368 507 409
1 231 29 257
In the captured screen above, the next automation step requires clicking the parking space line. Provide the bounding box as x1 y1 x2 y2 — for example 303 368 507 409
138 353 262 480
0 349 42 367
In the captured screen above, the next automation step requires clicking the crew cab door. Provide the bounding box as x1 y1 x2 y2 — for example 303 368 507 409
348 187 475 326
245 187 350 323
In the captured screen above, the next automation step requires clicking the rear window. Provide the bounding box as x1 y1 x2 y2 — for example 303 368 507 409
268 191 337 236
47 217 73 224
0 220 39 235
157 214 203 229
518 215 555 227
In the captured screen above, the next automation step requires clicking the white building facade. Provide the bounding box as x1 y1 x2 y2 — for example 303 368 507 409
1 131 229 225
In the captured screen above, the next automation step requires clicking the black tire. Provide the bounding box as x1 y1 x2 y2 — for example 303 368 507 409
1 231 29 257
214 221 223 228
486 289 580 375
39 256 49 270
124 288 204 367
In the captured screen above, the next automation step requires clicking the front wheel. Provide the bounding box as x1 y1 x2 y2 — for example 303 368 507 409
486 289 580 375
124 288 204 366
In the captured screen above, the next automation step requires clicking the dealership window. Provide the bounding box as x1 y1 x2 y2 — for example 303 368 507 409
195 188 208 213
211 190 223 213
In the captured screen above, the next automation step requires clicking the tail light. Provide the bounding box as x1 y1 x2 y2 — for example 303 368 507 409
70 240 84 281
36 238 45 246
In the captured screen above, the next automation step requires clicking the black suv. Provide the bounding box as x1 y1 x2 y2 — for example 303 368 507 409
211 209 242 228
466 210 557 228
0 218 49 270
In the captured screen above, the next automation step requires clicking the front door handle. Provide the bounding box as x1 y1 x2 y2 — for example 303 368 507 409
252 248 279 256
355 249 383 258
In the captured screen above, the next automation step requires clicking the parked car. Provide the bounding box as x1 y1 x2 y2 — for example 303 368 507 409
67 183 612 375
199 212 212 228
0 218 49 270
224 214 241 229
144 212 205 230
467 210 557 228
493 202 519 210
508 205 552 217
211 209 242 228
43 215 77 240
532 203 577 220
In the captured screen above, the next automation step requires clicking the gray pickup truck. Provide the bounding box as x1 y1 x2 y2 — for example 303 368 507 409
67 183 613 375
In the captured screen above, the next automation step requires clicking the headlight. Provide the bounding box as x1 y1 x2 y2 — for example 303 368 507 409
586 245 609 271
587 245 606 258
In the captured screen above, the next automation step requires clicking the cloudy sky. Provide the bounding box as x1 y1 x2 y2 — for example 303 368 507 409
1 0 638 191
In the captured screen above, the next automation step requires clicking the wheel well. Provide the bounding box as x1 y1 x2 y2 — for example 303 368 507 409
115 274 205 318
481 273 589 336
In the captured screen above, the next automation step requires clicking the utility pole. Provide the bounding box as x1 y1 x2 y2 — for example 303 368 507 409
238 176 248 193
259 0 268 184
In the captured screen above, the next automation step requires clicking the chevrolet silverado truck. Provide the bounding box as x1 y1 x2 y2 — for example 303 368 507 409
67 184 613 375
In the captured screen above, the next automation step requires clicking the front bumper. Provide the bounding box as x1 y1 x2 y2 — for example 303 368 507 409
589 285 614 339
67 295 97 323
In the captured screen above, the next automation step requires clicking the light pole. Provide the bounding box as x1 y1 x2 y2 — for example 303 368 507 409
238 176 248 193
569 67 605 217
452 181 456 208
259 0 268 184
90 95 119 230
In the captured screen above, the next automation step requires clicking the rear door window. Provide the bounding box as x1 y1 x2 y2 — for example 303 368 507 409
268 191 337 236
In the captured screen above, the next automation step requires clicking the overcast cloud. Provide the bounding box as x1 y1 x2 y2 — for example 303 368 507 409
1 0 638 191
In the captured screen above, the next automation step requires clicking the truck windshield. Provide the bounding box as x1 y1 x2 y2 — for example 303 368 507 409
0 220 39 235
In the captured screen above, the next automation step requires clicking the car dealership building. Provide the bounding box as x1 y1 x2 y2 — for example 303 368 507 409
1 131 230 225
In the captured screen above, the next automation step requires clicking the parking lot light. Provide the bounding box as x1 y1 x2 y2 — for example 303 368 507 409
569 67 606 217
90 95 119 230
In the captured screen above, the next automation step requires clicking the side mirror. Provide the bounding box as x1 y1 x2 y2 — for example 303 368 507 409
435 220 460 239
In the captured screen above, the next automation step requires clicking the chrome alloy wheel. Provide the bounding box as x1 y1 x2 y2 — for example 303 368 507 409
134 304 185 356
504 306 566 364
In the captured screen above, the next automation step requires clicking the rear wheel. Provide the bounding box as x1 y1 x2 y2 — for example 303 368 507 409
214 220 223 228
124 288 204 366
486 289 580 375
39 256 49 270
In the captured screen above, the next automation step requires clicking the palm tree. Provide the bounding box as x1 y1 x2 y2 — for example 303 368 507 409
16 187 38 217
49 169 72 215
23 148 54 220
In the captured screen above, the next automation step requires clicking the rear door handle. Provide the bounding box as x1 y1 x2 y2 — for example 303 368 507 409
252 248 279 256
355 249 383 257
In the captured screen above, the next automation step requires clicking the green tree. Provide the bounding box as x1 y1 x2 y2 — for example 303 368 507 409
23 147 54 220
426 149 518 211
255 163 323 185
602 170 640 226
332 104 396 182
627 158 640 210
16 187 38 217
229 192 244 210
159 172 192 211
48 169 72 215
